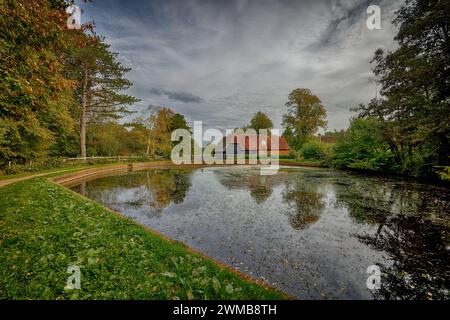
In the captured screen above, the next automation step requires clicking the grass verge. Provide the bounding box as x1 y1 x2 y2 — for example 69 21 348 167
0 161 154 181
0 178 285 300
279 159 326 166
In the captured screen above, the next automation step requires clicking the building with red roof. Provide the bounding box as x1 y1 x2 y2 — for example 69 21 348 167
216 134 291 159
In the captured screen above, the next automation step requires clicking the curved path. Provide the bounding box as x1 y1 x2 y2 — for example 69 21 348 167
0 170 73 188
0 161 173 188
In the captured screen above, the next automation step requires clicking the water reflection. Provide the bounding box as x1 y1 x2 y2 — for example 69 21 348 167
334 174 450 223
144 169 191 209
359 216 449 300
216 171 284 204
70 167 450 299
331 174 450 299
217 170 326 229
282 179 325 230
72 169 192 212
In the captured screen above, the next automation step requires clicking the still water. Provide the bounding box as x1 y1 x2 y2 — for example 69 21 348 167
70 166 450 299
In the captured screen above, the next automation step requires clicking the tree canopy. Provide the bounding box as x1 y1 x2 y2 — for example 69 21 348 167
142 107 191 157
0 0 78 167
353 0 450 176
0 0 140 171
282 88 327 149
248 112 273 132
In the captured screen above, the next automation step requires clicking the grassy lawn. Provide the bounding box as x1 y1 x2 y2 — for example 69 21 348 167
0 178 285 300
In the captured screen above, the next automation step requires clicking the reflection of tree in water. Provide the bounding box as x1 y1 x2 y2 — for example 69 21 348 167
145 169 191 210
333 176 450 299
249 185 272 204
282 180 325 230
78 169 192 212
360 217 449 300
334 175 450 224
216 170 286 204
218 169 326 229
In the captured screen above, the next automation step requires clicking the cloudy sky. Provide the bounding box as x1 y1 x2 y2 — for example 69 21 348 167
79 0 403 132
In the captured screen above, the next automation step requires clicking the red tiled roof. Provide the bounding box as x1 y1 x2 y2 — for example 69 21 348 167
225 134 290 151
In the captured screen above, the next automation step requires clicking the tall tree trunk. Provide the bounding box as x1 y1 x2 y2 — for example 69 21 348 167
80 66 88 158
146 132 151 156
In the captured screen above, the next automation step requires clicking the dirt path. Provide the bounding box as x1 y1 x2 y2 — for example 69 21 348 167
0 161 173 189
0 170 76 188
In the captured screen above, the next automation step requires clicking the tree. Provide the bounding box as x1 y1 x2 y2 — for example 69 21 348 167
146 107 173 157
282 88 327 149
169 113 191 133
355 0 450 176
86 122 144 156
0 1 140 171
142 107 191 157
282 126 295 150
0 0 78 168
66 36 139 158
248 112 273 132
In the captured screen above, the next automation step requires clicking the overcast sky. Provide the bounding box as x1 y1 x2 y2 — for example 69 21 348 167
79 0 403 132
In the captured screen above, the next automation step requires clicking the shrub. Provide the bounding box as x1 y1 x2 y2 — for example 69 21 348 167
435 163 450 182
300 141 327 161
2 157 67 175
289 150 301 161
332 118 396 172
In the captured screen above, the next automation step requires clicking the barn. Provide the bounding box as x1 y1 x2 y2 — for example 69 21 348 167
216 134 291 159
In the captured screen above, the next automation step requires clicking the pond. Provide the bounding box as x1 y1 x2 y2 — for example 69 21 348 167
69 166 450 300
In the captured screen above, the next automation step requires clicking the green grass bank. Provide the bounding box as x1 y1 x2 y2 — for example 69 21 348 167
0 178 285 300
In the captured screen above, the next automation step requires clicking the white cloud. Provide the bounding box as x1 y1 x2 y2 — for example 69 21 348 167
81 0 403 132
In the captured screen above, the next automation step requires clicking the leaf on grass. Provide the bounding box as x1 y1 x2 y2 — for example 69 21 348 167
88 257 100 265
161 271 176 278
225 284 234 294
192 266 207 277
212 277 220 293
